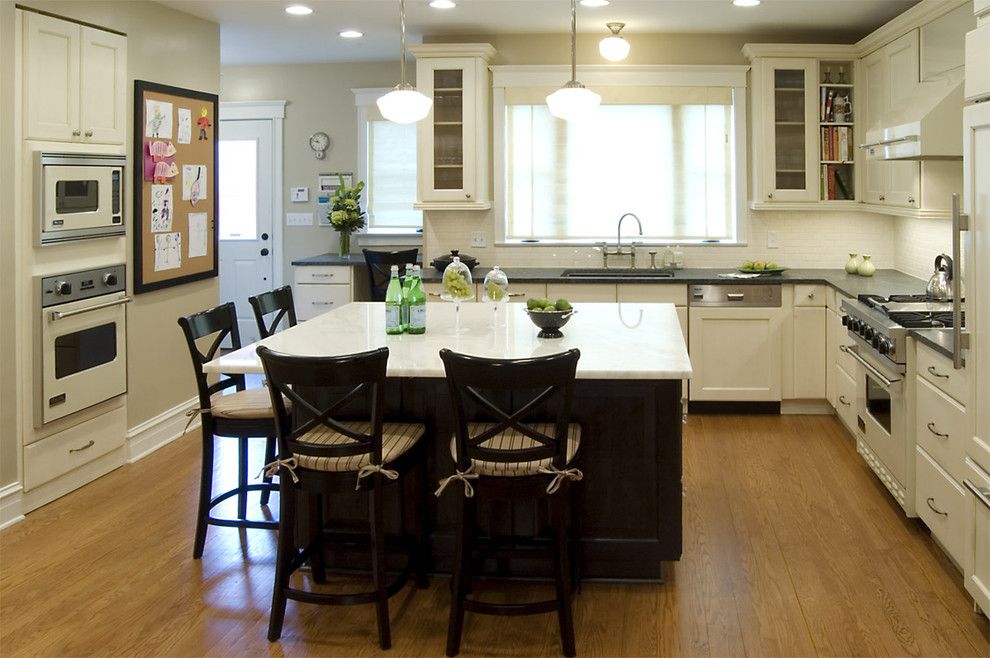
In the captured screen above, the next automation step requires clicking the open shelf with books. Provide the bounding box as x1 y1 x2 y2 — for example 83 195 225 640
818 60 855 201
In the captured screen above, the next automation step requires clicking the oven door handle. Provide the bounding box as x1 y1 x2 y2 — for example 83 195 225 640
842 344 901 387
51 296 131 321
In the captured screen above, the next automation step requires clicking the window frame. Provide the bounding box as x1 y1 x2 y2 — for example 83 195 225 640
491 65 750 247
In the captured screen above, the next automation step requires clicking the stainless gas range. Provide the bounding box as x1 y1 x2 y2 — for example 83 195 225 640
838 294 963 517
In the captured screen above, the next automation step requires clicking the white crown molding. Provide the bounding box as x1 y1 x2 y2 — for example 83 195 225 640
742 44 859 60
492 64 750 88
409 43 496 60
126 396 200 463
218 100 286 120
855 0 970 56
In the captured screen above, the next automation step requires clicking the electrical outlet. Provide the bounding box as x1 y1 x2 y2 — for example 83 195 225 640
470 231 487 248
286 212 313 226
767 231 780 249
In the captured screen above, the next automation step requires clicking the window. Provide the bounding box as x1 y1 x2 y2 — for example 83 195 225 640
355 89 422 233
494 75 747 245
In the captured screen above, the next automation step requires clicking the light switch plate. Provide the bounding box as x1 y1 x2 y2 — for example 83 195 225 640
767 231 779 249
470 231 487 248
291 187 309 202
286 212 313 226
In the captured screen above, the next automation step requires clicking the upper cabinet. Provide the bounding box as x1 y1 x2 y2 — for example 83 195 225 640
410 43 495 211
22 11 127 145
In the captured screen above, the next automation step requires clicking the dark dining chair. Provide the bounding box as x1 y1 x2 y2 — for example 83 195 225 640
177 303 280 559
257 345 430 648
436 348 583 657
362 248 419 301
248 285 297 339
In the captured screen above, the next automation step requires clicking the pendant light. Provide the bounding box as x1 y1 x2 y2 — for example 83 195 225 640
598 22 629 61
546 0 601 121
377 0 433 124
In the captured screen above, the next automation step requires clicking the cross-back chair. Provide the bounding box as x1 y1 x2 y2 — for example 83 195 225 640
248 285 297 339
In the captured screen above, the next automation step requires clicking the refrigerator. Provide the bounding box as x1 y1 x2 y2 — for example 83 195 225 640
961 14 990 619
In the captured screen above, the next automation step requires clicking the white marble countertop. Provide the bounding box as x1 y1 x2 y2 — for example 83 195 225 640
204 302 692 380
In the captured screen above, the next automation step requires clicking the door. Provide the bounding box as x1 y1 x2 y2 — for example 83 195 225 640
761 58 818 202
23 11 80 142
885 31 921 207
862 48 888 204
219 119 275 344
80 26 126 144
417 58 477 203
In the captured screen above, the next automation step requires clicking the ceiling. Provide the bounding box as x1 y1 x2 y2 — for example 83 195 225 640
158 0 922 65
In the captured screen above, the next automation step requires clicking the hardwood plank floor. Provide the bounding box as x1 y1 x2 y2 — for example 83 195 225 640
2 414 987 656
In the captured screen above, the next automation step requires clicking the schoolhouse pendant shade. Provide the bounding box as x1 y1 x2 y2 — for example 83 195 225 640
547 0 600 121
598 22 630 61
378 0 432 124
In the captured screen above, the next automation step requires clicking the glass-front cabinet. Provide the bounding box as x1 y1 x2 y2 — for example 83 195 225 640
411 44 495 210
758 58 819 203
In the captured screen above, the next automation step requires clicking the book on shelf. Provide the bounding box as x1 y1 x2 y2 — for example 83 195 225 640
820 126 853 161
820 164 854 201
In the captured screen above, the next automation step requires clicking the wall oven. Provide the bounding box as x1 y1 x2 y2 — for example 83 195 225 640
36 265 129 425
36 152 125 245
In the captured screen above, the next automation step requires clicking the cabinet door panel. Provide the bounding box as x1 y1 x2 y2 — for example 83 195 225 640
545 283 616 303
762 58 819 202
80 27 127 144
793 306 825 399
24 12 80 142
862 48 888 204
688 307 783 401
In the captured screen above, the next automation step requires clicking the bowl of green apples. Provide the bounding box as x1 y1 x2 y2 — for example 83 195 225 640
525 297 576 338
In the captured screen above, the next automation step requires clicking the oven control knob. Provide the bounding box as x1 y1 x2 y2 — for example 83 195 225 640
54 280 71 296
849 318 860 332
103 272 118 286
864 327 875 341
841 315 850 327
871 335 880 349
878 338 893 355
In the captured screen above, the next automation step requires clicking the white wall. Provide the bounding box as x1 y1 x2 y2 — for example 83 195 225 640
894 216 952 280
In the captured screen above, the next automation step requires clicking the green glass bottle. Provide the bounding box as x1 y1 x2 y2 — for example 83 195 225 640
384 265 403 335
400 262 414 332
406 265 426 334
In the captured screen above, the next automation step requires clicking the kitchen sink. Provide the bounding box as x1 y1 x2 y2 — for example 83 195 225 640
560 268 676 279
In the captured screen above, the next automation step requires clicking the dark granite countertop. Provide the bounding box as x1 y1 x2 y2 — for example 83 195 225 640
910 328 967 364
292 250 421 267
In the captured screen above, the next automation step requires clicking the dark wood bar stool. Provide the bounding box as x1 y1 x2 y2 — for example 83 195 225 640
248 285 297 339
257 345 430 648
177 303 280 559
362 248 419 301
437 348 583 657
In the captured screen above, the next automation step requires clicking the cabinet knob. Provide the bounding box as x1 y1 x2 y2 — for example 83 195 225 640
767 193 773 199
879 195 885 201
908 197 915 205
72 129 81 137
807 292 815 299
465 193 471 199
84 130 93 137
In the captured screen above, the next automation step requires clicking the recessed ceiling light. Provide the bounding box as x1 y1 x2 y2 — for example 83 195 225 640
429 0 456 8
580 0 610 7
339 29 363 38
285 4 313 15
732 0 761 6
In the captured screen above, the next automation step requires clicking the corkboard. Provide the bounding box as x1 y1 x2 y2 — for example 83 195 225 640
133 80 218 294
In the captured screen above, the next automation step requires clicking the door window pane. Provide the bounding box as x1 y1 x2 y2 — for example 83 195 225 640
219 139 257 240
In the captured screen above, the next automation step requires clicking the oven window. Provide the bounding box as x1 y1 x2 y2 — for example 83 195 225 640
55 179 99 214
54 323 116 379
865 373 892 434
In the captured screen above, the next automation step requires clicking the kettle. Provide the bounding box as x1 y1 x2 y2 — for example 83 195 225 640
926 254 953 301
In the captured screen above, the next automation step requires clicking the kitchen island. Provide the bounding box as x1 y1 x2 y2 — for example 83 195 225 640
205 302 692 579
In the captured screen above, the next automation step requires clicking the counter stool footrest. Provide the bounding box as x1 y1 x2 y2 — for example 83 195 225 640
209 482 279 508
463 598 559 616
206 517 279 530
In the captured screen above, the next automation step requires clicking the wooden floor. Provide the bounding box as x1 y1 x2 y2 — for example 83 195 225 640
2 414 987 656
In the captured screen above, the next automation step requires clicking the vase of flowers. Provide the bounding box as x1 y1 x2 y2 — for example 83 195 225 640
328 175 366 257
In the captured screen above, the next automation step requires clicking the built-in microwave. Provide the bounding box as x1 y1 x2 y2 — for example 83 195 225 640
36 152 125 245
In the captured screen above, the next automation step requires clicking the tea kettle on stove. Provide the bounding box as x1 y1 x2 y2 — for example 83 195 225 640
926 254 953 301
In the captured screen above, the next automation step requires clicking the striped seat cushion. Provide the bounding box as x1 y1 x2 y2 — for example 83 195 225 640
210 387 287 420
294 422 425 473
451 423 581 477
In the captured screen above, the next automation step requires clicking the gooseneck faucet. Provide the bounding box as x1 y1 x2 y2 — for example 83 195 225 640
600 213 643 269
617 213 642 250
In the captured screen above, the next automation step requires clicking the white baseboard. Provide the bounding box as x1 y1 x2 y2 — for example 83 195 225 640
0 483 25 529
127 396 199 463
781 399 834 415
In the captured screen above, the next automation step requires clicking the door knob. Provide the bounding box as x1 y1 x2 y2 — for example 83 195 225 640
261 232 269 240
260 248 270 256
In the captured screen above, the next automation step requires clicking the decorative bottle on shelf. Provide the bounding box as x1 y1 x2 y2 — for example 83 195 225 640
845 253 860 274
857 254 876 277
384 265 403 334
400 262 414 331
406 266 426 334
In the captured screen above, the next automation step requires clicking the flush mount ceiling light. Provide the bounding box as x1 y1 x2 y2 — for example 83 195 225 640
732 0 761 6
429 0 456 8
546 0 602 121
599 22 630 61
580 0 610 6
284 4 313 15
339 29 363 38
377 0 433 123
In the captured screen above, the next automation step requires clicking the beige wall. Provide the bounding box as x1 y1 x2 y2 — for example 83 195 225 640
221 61 402 284
10 1 221 451
1 0 18 487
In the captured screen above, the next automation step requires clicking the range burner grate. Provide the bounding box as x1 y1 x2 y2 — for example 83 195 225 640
886 311 962 329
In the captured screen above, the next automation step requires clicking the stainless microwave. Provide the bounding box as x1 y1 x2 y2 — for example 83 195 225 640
36 152 125 245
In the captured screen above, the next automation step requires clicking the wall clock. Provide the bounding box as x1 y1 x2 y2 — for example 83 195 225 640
309 131 331 160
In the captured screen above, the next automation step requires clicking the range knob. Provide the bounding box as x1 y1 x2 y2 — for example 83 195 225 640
864 327 875 341
871 335 880 349
849 318 860 332
54 280 71 296
103 272 118 286
841 315 850 327
877 338 891 355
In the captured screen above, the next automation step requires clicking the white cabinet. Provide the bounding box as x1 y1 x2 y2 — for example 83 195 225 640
411 44 495 210
916 446 966 564
785 284 826 400
963 458 990 617
293 266 352 321
22 11 126 145
545 283 615 303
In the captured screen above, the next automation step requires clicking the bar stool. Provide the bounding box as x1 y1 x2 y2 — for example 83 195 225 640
362 248 419 301
177 303 280 559
248 285 297 339
257 345 430 648
436 348 583 657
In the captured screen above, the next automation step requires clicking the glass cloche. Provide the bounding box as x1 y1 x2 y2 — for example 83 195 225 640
440 256 474 302
482 266 509 303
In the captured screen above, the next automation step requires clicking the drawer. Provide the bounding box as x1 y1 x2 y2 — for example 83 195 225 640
506 282 546 303
295 283 351 321
917 344 968 405
545 283 616 303
834 363 857 433
916 376 967 484
23 406 126 491
916 446 966 565
794 284 826 307
963 457 990 615
294 265 351 285
616 284 687 305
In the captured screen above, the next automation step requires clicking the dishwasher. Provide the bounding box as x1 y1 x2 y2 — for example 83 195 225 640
687 284 784 411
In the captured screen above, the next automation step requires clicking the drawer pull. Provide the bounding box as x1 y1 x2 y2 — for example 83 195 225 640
311 301 333 306
312 273 333 278
964 480 990 511
507 292 526 297
838 395 851 406
926 422 949 439
926 365 949 380
69 440 95 454
925 497 948 517
807 292 815 299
